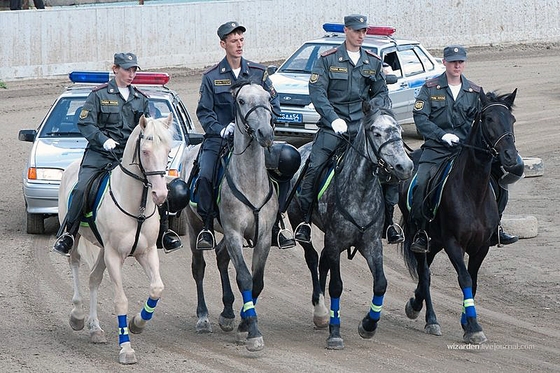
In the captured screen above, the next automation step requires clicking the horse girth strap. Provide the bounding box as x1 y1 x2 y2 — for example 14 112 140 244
224 168 274 248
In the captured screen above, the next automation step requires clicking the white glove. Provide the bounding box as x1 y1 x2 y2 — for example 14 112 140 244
103 138 119 151
220 122 235 138
441 133 460 146
331 118 348 134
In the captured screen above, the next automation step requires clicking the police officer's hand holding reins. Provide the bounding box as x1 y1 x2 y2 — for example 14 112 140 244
103 138 119 151
331 118 348 134
220 122 235 138
441 133 460 146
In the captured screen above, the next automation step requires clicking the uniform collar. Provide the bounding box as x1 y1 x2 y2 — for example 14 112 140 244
338 43 365 66
107 78 135 96
218 56 249 77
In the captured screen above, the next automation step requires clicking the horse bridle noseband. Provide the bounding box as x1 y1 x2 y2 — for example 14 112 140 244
108 131 168 255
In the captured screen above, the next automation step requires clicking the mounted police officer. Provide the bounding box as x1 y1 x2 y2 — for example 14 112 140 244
195 21 285 250
410 45 519 253
293 14 403 245
53 52 182 256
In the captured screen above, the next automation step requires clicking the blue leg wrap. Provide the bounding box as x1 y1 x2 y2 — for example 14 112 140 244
240 290 256 318
462 287 476 318
140 297 159 321
330 297 341 325
118 314 130 345
368 294 384 321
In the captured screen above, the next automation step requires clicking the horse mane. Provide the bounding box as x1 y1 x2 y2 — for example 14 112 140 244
142 115 174 147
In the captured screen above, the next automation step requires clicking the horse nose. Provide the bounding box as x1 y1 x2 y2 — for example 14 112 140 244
151 188 168 206
396 157 414 179
257 128 274 147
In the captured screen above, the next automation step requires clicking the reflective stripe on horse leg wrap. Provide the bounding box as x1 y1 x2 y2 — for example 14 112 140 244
140 297 159 321
462 287 477 319
118 314 130 345
241 290 256 318
368 295 384 321
329 297 340 325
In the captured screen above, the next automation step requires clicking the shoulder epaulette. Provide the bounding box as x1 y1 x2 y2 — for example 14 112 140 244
320 47 338 57
133 86 149 98
202 63 220 75
365 49 381 60
425 78 439 88
92 83 109 92
247 61 266 71
467 80 481 93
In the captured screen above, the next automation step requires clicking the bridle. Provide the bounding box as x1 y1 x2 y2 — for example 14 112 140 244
108 131 168 255
465 102 515 157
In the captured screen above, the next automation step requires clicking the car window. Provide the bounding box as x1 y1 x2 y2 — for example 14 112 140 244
398 48 426 77
414 46 436 72
382 51 403 78
280 44 335 73
40 97 84 137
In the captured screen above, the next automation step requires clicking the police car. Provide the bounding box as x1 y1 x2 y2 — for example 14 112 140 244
18 71 201 234
269 23 445 137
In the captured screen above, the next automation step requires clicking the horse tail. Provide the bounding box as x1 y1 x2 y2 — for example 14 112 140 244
398 209 419 280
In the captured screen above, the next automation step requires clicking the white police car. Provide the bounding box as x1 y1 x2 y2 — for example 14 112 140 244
18 71 201 234
269 23 445 137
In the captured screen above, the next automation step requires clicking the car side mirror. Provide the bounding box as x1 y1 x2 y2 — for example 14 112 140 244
385 74 398 85
18 129 37 142
267 65 278 76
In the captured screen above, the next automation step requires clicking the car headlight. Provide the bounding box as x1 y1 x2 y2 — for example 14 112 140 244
27 167 64 181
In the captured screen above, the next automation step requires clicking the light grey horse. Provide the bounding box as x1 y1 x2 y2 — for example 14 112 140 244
181 81 277 352
287 100 414 349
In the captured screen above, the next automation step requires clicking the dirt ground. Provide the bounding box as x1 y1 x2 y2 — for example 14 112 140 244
1 43 560 372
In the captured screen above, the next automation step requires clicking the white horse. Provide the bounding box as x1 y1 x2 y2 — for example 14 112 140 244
57 114 174 364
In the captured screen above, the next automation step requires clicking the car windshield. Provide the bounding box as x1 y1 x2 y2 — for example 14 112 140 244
40 96 184 141
279 42 379 74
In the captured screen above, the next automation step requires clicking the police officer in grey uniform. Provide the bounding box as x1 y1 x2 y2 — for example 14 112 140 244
195 21 285 250
294 14 403 244
53 52 182 256
410 45 518 253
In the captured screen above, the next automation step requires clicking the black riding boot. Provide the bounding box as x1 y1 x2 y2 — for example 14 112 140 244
410 220 429 253
53 219 79 257
383 204 404 244
157 205 182 253
272 213 296 249
196 221 215 250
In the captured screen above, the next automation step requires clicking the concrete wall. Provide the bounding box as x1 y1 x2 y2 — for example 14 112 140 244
1 0 560 81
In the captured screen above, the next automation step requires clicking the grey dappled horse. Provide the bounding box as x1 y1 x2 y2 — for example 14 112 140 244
398 89 521 344
58 115 174 364
182 81 277 352
287 100 414 349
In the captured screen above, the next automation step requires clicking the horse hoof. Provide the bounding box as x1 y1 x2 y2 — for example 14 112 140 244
245 336 264 352
128 315 145 334
236 331 249 345
358 323 377 339
313 314 329 330
90 330 107 344
69 315 85 331
196 317 213 334
424 323 442 336
405 298 421 319
326 337 344 350
464 331 488 344
118 349 137 365
218 315 235 332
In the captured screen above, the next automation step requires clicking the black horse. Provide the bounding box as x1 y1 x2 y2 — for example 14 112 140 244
398 89 521 344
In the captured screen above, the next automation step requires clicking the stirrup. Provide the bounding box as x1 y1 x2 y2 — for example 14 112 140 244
162 229 183 254
196 229 215 250
294 222 312 244
386 223 405 244
411 230 430 253
276 227 296 249
52 232 74 257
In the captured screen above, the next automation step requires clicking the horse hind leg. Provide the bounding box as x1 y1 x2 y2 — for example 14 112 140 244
311 246 329 329
85 246 107 343
69 247 85 331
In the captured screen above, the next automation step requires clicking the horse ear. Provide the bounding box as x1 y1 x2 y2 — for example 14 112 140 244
139 114 147 129
479 87 488 106
504 88 518 107
165 113 173 128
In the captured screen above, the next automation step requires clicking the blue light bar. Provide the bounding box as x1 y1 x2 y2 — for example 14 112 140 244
69 71 111 84
323 23 344 33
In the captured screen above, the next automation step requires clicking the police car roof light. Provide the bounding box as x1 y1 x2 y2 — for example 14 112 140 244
69 71 170 85
322 23 396 36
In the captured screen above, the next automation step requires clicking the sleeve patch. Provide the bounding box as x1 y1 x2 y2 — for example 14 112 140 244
309 73 319 83
413 100 424 111
79 109 89 119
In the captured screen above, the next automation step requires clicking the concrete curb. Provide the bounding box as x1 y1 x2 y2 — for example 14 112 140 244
523 157 544 178
502 214 538 239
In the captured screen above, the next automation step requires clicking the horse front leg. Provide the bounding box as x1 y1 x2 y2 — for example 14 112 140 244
227 234 263 352
215 240 236 332
104 249 136 365
358 239 387 339
129 247 164 335
324 240 344 350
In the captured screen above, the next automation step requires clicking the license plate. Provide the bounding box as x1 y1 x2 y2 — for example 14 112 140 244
277 113 302 123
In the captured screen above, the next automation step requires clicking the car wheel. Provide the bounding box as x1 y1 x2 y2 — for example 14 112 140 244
169 211 187 236
27 212 45 234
